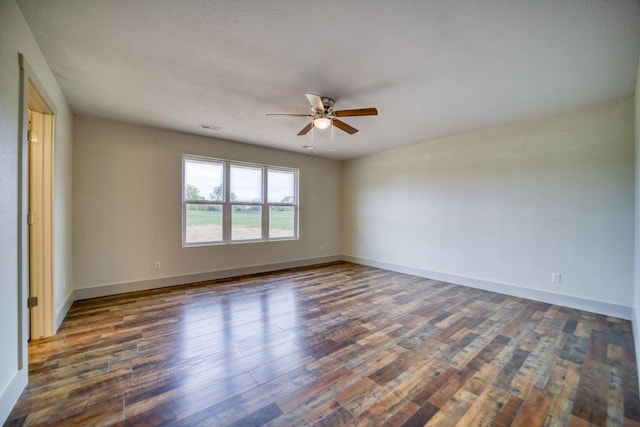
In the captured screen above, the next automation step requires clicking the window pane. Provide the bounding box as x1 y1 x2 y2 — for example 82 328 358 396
184 159 224 201
185 204 222 243
268 169 295 204
269 206 295 238
232 205 261 240
230 165 262 203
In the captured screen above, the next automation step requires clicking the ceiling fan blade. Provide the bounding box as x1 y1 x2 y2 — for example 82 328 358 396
297 122 313 135
265 113 312 117
305 93 325 112
333 108 378 117
333 119 359 135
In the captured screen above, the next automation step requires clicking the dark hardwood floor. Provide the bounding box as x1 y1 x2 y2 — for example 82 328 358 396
5 262 640 426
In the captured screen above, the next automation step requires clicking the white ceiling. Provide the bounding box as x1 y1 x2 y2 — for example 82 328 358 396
17 0 640 159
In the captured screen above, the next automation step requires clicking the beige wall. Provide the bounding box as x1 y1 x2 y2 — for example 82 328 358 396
73 116 341 291
0 0 74 422
343 98 635 311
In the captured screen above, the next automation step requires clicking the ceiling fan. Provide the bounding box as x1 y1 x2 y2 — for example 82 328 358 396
266 94 378 135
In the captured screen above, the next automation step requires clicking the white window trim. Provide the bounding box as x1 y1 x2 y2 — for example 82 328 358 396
182 155 299 246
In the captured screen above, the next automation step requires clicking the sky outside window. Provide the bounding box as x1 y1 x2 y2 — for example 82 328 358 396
186 160 296 203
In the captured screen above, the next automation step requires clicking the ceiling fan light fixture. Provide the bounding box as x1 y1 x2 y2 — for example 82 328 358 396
313 116 332 130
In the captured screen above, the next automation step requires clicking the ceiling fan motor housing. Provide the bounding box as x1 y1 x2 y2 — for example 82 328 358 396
318 97 334 113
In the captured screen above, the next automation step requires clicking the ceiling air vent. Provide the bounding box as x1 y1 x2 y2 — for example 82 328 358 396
199 124 221 131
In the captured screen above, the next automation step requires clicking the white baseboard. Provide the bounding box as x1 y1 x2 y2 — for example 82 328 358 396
69 253 633 318
74 255 342 300
55 291 74 332
0 369 27 425
343 255 633 320
633 308 640 391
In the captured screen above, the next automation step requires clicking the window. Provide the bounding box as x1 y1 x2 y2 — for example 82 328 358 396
267 168 297 239
184 158 224 243
183 155 298 245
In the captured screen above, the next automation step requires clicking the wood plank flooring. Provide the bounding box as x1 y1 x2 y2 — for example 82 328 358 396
5 262 640 426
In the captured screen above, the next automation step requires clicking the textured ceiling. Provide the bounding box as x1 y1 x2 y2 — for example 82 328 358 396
17 0 640 159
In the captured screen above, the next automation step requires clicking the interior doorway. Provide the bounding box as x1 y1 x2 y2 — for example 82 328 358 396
27 82 55 339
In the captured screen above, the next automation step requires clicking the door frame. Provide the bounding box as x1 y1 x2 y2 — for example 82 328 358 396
18 53 56 357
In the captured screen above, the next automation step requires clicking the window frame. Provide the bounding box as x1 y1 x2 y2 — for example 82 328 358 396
182 155 298 246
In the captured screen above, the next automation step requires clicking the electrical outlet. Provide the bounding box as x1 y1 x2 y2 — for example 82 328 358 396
551 272 561 283
154 261 161 270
